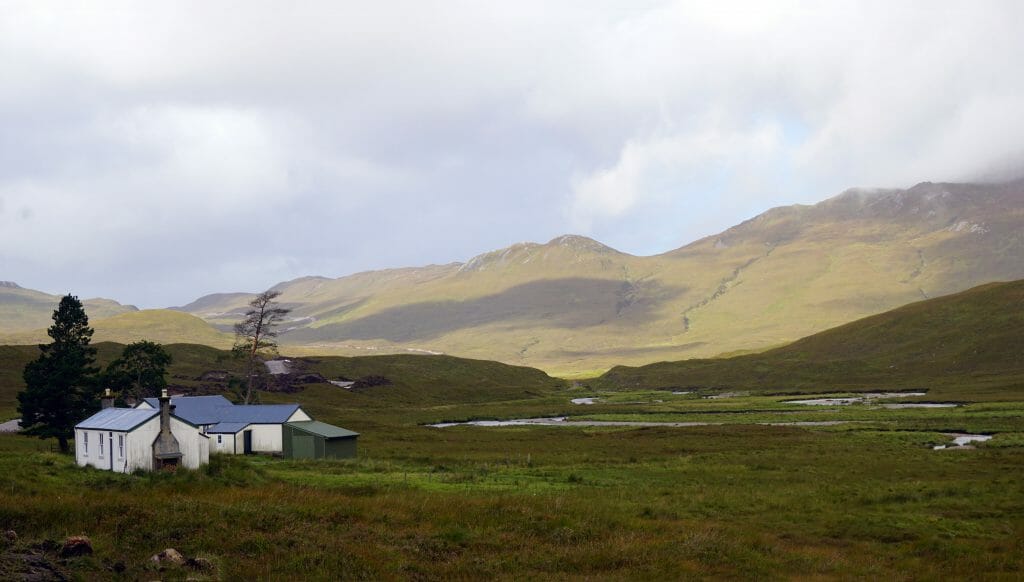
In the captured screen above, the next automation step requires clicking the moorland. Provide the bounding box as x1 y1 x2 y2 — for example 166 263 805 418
1 280 1022 579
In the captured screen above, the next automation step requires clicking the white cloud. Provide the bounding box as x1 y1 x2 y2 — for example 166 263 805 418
1 1 1023 305
569 122 783 230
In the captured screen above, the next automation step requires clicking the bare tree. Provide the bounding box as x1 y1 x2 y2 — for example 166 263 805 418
233 290 291 404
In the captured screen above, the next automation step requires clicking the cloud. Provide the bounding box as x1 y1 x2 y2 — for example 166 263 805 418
1 1 1023 306
569 122 783 231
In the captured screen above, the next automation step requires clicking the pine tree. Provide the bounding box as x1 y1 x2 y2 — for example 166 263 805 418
17 294 100 453
104 340 172 402
233 290 291 404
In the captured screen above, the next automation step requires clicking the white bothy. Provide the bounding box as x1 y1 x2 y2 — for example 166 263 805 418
135 396 312 455
74 407 209 473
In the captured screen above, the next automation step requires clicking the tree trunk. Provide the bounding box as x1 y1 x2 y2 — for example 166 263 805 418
58 435 69 454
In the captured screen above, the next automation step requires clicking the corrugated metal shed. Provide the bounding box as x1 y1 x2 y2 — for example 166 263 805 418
141 395 233 425
206 422 251 434
282 421 358 460
285 421 359 438
219 404 303 424
76 408 157 431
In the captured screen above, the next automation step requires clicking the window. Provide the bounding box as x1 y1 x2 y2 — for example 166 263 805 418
118 434 124 457
217 435 222 444
99 432 104 456
83 432 88 455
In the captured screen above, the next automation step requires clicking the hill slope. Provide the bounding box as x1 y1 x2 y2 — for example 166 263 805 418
5 180 1023 374
596 279 1024 399
175 180 1024 373
0 309 233 348
0 342 565 420
0 282 137 332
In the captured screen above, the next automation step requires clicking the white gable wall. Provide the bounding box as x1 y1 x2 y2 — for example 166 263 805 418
75 415 209 473
170 417 210 469
247 424 282 453
236 409 312 454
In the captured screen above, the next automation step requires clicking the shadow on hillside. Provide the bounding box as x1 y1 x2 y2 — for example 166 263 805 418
282 277 687 343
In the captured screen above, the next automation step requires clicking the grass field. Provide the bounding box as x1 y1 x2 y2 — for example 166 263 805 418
2 278 1023 579
2 384 1023 580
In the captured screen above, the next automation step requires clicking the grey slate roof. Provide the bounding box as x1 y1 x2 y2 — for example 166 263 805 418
206 422 251 434
140 395 234 425
219 404 302 424
137 396 303 425
286 420 359 439
76 408 157 431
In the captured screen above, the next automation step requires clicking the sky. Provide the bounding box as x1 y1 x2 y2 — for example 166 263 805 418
2 1 1023 308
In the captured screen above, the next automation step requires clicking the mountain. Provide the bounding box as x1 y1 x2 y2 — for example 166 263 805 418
595 279 1024 400
173 180 1024 374
0 282 138 332
5 180 1024 375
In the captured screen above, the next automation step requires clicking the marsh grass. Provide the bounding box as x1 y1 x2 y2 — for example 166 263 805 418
2 406 1022 580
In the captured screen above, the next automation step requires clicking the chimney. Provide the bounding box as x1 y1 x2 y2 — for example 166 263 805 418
101 388 115 409
152 388 182 470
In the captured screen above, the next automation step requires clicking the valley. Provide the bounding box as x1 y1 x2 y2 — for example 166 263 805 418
2 273 1023 579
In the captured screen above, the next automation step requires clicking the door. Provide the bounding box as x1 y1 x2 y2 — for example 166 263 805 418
243 430 253 455
293 434 315 459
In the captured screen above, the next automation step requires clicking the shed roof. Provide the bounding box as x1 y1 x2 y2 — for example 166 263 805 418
206 422 250 434
140 395 234 425
76 408 157 431
219 404 303 424
286 420 359 439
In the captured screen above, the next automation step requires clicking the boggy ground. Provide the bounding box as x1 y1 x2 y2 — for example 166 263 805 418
1 389 1023 580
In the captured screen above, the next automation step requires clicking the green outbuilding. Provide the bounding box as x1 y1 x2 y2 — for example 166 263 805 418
282 421 359 460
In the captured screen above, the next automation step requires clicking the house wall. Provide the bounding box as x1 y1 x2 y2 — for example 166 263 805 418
75 417 161 474
170 416 209 469
75 415 209 472
76 428 126 472
210 432 237 454
245 411 310 453
247 424 283 453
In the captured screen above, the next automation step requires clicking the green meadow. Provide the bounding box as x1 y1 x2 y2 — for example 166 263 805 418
2 281 1023 579
2 385 1023 580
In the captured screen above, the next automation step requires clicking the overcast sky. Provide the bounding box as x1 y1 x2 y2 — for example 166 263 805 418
2 1 1023 308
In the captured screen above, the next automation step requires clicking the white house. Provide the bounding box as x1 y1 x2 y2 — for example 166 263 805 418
136 396 311 455
75 390 209 473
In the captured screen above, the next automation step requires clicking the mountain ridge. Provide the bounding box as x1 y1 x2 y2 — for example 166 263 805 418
4 179 1023 374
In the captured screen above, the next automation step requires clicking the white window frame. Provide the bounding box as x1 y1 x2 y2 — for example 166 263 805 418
217 435 222 444
118 434 124 457
99 432 104 456
83 432 88 455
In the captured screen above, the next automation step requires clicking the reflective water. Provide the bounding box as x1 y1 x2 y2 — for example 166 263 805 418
428 417 713 428
785 392 930 406
933 433 992 449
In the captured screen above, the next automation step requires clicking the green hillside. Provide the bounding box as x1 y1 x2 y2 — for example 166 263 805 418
176 180 1024 374
0 309 233 349
0 282 137 332
6 180 1024 375
0 342 566 421
596 279 1024 400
